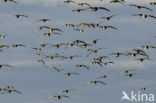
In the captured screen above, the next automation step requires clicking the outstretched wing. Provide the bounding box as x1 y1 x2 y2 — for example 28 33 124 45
148 15 156 18
9 0 18 4
97 81 107 85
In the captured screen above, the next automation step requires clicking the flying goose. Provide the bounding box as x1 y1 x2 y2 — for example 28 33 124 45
109 0 125 4
137 85 152 91
14 14 28 18
93 56 109 62
73 40 86 45
65 72 80 76
52 65 63 72
53 95 72 100
41 26 63 33
133 14 156 19
141 45 156 50
74 28 84 33
60 55 80 60
41 32 60 37
125 73 137 77
129 4 152 11
85 80 106 85
96 72 111 79
76 64 89 70
91 38 99 44
44 65 63 72
136 58 151 62
99 25 117 30
61 89 76 93
32 47 42 52
77 43 93 48
0 45 10 48
52 43 66 48
132 49 149 57
44 55 56 60
87 6 110 12
72 8 87 13
12 44 26 48
36 18 51 23
100 15 117 21
0 86 14 94
64 0 75 4
86 48 103 57
91 61 103 67
3 86 14 90
110 52 128 57
102 61 115 66
36 60 45 64
4 89 22 94
2 0 17 4
127 52 138 57
124 69 136 73
76 2 91 6
40 43 50 48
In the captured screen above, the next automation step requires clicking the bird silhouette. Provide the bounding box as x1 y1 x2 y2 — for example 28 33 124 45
53 95 72 100
2 0 17 4
87 6 110 12
36 18 51 23
129 4 152 11
100 15 117 21
121 91 130 101
109 0 125 4
14 14 28 18
100 25 117 30
133 14 156 19
61 89 76 93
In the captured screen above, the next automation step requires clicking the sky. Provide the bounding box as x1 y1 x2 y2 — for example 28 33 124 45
0 0 156 103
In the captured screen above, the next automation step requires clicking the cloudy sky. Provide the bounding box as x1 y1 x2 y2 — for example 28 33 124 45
0 0 156 103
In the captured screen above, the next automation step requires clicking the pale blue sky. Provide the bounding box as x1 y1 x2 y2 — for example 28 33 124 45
0 0 156 103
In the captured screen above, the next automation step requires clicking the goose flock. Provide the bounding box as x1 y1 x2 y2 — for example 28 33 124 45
0 0 156 103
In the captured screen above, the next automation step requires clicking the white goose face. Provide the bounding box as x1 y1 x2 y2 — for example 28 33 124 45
56 96 61 100
102 26 106 30
144 46 148 50
141 14 146 19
